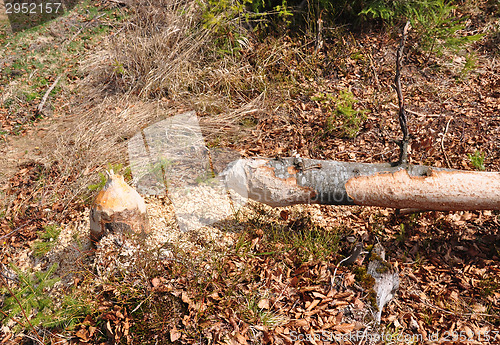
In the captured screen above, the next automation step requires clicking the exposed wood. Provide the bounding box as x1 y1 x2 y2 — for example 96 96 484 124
90 170 149 242
221 157 500 211
315 17 323 54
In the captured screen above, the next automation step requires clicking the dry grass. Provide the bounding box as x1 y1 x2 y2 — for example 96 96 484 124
8 0 272 216
2 1 500 343
84 0 267 109
0 0 321 223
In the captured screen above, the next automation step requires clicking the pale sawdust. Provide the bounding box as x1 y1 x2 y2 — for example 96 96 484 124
17 187 357 283
5 186 396 344
18 192 247 284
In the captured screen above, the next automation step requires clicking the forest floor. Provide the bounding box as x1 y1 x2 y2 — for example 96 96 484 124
1 0 499 344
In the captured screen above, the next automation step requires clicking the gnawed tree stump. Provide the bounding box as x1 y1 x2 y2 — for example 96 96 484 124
90 170 149 242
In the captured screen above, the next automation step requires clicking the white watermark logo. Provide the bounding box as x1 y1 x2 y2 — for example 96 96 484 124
289 330 424 343
127 111 247 232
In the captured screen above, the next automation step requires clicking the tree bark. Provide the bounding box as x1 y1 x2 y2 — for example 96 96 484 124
221 157 500 211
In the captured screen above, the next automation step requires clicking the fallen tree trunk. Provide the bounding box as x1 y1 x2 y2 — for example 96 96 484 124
221 157 500 211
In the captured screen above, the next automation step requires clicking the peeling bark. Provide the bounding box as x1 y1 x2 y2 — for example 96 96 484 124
221 157 500 211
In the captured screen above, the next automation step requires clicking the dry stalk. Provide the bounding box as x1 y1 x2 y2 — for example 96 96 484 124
441 117 453 168
395 21 411 165
37 74 62 115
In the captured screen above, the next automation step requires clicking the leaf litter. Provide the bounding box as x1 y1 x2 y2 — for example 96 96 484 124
1 1 500 344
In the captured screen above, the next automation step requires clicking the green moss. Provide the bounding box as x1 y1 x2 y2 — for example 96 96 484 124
353 266 378 311
311 90 368 138
375 262 393 274
353 266 375 289
478 277 499 297
369 254 393 274
367 290 378 311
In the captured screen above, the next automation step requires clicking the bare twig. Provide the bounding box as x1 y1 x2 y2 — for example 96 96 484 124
397 208 425 215
131 293 153 314
0 222 32 241
356 40 381 90
440 117 453 168
422 300 500 319
39 11 108 121
0 308 27 330
331 242 364 286
37 74 63 115
0 332 12 344
367 51 381 91
394 21 411 165
315 17 323 54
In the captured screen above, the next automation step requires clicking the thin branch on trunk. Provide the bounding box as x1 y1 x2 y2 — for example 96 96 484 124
315 17 324 54
395 21 411 165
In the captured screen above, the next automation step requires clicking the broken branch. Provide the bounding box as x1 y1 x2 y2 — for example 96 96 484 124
37 74 62 115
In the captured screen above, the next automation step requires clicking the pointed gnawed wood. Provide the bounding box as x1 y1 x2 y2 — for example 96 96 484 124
89 170 149 242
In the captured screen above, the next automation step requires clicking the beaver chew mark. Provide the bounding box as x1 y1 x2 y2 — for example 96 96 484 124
105 222 132 234
345 169 500 211
247 162 318 207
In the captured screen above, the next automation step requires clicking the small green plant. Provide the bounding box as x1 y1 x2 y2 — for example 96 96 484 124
45 292 94 330
1 263 59 332
360 0 484 55
468 150 486 171
88 163 132 191
146 156 173 185
112 58 125 76
203 0 292 34
396 223 406 243
32 224 61 257
201 0 254 52
87 172 107 191
243 293 285 328
413 251 424 269
458 53 477 80
1 263 91 333
312 90 368 138
273 0 293 25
